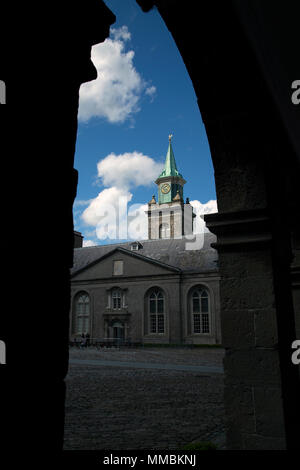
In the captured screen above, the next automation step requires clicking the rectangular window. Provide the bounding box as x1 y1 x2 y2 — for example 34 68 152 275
78 303 84 315
113 260 124 275
201 297 208 312
193 298 200 313
193 314 201 334
157 299 164 313
193 313 209 334
150 315 165 334
157 315 164 333
113 297 121 309
202 313 209 333
150 315 157 333
77 316 83 334
150 299 156 313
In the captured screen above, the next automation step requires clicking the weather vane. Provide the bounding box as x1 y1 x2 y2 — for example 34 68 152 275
168 133 173 142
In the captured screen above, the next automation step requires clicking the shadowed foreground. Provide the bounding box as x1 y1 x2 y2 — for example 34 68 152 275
63 347 225 450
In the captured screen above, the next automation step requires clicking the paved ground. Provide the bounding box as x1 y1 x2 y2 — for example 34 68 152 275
63 346 225 450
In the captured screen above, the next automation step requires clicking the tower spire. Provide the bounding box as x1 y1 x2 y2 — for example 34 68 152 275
158 134 183 179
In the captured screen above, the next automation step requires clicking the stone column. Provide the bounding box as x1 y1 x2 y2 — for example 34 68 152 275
205 208 299 449
291 230 300 380
291 230 300 340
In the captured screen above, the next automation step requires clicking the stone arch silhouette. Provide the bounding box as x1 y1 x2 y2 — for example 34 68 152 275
1 0 299 453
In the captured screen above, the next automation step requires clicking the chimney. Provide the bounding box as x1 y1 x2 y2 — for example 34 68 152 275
73 231 83 248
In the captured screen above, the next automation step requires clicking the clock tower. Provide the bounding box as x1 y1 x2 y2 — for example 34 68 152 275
147 135 195 239
156 134 186 204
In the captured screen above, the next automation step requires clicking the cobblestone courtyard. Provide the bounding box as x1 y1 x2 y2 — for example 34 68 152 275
63 347 225 450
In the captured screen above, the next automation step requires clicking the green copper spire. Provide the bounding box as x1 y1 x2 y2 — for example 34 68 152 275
155 135 186 204
158 134 183 178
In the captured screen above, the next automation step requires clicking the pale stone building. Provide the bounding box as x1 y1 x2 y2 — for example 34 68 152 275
70 138 221 345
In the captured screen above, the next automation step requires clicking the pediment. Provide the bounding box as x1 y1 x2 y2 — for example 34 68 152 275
71 247 180 281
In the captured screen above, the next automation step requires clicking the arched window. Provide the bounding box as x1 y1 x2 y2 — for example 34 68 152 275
112 289 122 309
159 223 169 239
75 293 90 334
191 288 210 334
149 289 165 333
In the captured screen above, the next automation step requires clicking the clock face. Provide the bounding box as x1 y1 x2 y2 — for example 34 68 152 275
161 183 171 194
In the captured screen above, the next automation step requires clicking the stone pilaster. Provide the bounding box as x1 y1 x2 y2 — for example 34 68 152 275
291 230 300 340
205 209 288 449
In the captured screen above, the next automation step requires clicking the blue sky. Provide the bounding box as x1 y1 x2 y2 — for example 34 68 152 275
73 0 217 246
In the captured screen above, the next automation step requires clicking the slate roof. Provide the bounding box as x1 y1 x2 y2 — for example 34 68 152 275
71 232 218 276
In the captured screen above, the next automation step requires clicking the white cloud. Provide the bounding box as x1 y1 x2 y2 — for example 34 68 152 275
78 26 155 123
73 199 93 207
128 203 148 240
80 151 163 241
190 199 218 233
96 151 164 189
82 239 97 247
110 26 131 42
82 191 148 242
81 186 132 227
145 85 157 102
145 85 156 96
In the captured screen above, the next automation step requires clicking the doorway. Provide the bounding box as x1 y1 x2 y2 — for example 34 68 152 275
112 321 125 341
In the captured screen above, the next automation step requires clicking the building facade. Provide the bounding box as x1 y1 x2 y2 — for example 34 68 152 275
70 138 221 345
